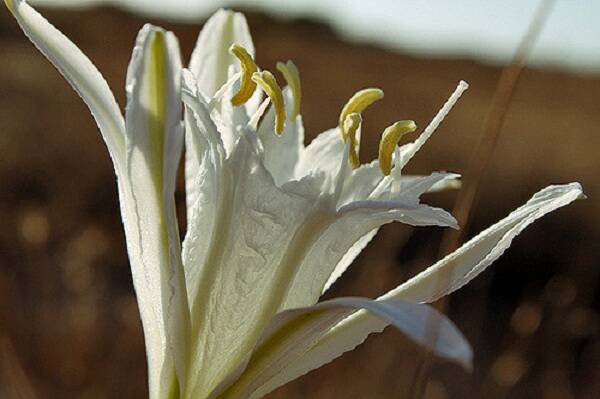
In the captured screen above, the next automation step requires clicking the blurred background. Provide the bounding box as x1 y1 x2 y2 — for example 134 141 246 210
0 0 598 398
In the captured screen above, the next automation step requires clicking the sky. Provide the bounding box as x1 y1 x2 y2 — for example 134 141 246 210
30 0 600 74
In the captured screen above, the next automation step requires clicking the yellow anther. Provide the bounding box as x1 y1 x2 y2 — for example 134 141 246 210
276 60 302 120
252 70 286 135
229 44 258 106
4 0 14 12
343 113 362 168
338 88 384 140
378 120 417 175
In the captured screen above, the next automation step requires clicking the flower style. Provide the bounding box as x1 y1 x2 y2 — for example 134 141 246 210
5 1 584 398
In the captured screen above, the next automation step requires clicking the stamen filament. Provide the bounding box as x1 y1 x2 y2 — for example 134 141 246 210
252 70 286 135
229 44 258 106
276 60 302 120
378 120 417 175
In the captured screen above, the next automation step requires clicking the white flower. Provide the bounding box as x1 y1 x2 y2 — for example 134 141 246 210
5 2 584 399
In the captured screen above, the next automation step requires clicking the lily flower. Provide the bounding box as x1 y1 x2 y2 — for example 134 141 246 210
5 1 584 398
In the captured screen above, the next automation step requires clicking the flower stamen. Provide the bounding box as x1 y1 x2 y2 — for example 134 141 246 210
338 88 384 141
4 0 14 12
252 70 286 135
378 120 417 175
229 44 258 106
343 113 362 168
276 60 302 120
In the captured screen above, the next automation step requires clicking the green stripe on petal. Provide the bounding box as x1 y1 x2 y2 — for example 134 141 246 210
148 31 167 189
125 24 190 399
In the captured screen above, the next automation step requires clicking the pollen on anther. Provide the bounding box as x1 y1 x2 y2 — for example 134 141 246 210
378 120 417 176
338 88 384 140
252 70 286 135
343 113 362 168
229 44 258 106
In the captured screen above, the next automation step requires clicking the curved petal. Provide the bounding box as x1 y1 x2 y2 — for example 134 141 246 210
124 25 190 398
248 183 583 396
186 9 258 215
215 297 471 399
280 202 457 311
5 0 126 171
320 171 461 292
189 9 254 99
181 69 226 313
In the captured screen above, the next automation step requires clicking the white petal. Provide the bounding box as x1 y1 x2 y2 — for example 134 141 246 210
257 88 305 186
181 69 225 318
210 66 249 155
183 132 318 398
322 228 378 292
189 9 254 95
124 25 190 397
216 297 471 399
294 127 344 180
186 9 256 215
6 0 126 172
6 3 191 396
388 183 584 302
321 172 460 291
189 9 258 114
339 159 460 206
401 174 462 193
251 183 583 395
337 159 383 204
280 202 457 311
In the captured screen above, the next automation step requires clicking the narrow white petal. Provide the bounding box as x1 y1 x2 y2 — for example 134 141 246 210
281 202 457 311
387 183 584 302
216 297 471 399
253 183 583 395
402 174 462 193
125 25 190 397
6 3 191 396
323 172 461 291
181 69 226 319
6 0 126 172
